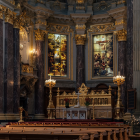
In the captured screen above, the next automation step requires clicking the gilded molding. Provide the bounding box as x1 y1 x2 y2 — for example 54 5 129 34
115 19 127 26
46 24 73 33
117 29 127 41
76 24 86 30
36 19 47 26
88 23 116 33
75 34 86 45
34 29 46 41
0 5 6 20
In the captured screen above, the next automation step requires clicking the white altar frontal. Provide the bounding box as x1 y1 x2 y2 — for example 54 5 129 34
62 107 91 119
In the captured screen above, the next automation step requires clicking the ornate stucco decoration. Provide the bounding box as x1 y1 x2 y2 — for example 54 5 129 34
46 24 73 33
50 0 65 11
75 34 86 45
5 0 15 5
34 29 47 41
0 5 6 20
5 8 16 25
76 24 86 30
117 29 127 41
36 19 47 26
107 6 127 30
88 23 116 33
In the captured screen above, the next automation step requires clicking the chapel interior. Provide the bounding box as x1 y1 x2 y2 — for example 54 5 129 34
0 0 139 139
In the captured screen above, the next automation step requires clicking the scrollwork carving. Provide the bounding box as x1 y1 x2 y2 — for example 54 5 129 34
88 23 116 33
46 24 73 33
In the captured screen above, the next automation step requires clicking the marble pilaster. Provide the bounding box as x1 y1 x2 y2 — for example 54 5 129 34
13 28 20 114
75 34 86 91
4 22 14 113
126 0 133 90
35 40 45 114
0 19 3 113
118 41 127 111
133 0 140 116
76 45 85 91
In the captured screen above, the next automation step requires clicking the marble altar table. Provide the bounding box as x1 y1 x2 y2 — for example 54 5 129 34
62 107 91 119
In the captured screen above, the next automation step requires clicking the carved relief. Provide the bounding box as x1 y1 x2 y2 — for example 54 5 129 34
88 23 115 33
46 24 73 33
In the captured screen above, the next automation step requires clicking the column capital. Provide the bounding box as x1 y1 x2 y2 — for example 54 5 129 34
5 8 15 25
75 34 86 45
34 29 47 41
13 15 21 29
117 29 127 41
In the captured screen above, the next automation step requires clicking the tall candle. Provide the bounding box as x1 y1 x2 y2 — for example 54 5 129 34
50 75 51 80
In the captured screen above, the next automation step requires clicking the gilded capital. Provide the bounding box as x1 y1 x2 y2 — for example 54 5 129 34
0 5 6 20
75 34 86 45
34 29 46 41
117 29 127 41
5 8 14 25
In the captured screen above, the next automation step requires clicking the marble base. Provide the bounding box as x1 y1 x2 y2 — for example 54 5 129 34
4 114 19 120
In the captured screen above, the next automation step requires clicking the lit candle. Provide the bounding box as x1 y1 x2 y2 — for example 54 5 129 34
50 75 51 80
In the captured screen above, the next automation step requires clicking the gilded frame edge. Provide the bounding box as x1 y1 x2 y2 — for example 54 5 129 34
87 30 117 81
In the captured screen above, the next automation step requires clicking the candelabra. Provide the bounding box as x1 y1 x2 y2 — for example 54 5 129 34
30 49 37 68
45 76 56 108
113 71 125 120
18 107 24 122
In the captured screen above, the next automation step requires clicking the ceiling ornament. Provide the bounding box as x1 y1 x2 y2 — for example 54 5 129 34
95 1 111 11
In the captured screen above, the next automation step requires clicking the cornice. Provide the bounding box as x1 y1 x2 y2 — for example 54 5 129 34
107 6 127 19
48 14 74 25
88 13 114 24
71 13 91 24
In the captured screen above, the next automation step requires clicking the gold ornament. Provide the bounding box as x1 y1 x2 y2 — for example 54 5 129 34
5 8 14 25
34 29 47 41
75 34 86 45
117 29 127 41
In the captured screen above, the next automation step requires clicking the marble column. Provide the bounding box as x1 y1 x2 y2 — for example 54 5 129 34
126 0 133 90
34 29 46 119
118 37 127 111
4 22 14 114
0 18 4 113
13 27 20 114
133 0 140 116
75 34 86 91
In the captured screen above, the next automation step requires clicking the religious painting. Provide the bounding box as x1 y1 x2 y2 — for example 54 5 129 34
93 34 113 77
48 33 67 77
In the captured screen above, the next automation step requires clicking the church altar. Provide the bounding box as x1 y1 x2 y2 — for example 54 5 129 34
54 83 112 119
